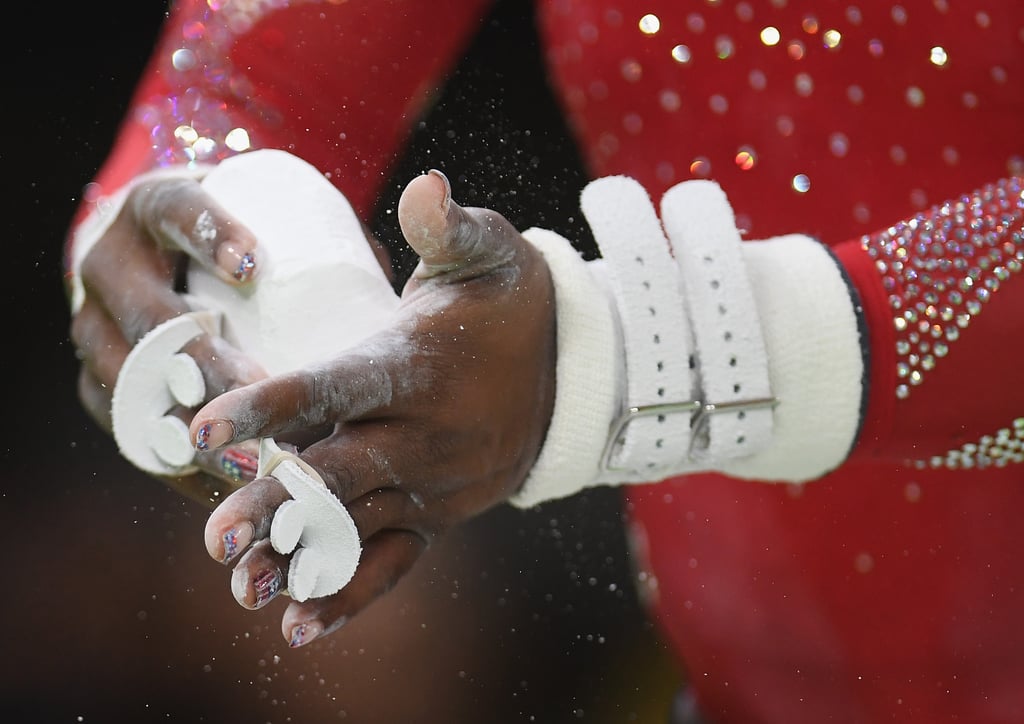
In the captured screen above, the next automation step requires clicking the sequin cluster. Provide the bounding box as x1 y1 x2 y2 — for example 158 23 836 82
860 177 1024 400
913 418 1024 470
139 0 320 169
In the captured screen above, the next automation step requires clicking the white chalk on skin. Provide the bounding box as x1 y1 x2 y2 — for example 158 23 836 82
110 149 400 599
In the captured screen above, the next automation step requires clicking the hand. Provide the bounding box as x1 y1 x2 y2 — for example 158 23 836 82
192 170 557 646
69 174 268 505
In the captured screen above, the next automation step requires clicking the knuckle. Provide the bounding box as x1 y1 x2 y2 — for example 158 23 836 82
129 176 195 220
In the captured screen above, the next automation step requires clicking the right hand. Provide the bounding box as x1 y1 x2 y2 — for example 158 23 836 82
68 174 269 506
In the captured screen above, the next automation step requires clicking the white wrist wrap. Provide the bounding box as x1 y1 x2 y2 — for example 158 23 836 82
515 176 864 507
512 228 619 508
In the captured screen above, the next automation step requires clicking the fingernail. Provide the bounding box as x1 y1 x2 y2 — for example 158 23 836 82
218 445 259 483
221 522 253 563
289 620 324 648
428 169 451 216
216 243 257 283
252 567 284 608
195 419 235 451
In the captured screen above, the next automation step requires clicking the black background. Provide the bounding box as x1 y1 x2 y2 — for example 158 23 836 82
3 1 681 722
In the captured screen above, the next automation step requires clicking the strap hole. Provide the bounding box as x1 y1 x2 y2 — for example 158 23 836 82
724 331 733 341
718 304 728 315
688 355 696 369
656 439 664 448
738 411 746 420
734 383 742 393
710 279 720 290
648 306 657 316
703 255 714 263
737 435 746 444
657 415 666 423
656 361 664 371
657 387 665 397
635 255 645 265
642 280 651 290
729 356 738 367
653 333 661 344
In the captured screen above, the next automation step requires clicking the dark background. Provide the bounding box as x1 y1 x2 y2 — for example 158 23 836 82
4 1 682 721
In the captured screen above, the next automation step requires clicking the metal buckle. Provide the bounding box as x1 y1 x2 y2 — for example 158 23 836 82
600 396 779 474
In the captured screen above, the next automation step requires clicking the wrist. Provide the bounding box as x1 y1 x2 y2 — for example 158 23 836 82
513 177 867 508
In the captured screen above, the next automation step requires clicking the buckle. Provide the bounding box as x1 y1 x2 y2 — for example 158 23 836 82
600 396 779 474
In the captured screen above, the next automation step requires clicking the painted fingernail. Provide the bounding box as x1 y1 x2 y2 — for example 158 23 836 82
218 446 259 483
216 243 257 283
253 567 284 608
221 522 253 563
195 419 235 451
428 169 451 216
289 620 324 648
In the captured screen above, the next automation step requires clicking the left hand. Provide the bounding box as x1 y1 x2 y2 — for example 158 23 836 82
189 170 557 646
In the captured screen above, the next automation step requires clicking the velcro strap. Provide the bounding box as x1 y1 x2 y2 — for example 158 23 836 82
581 177 695 476
660 181 775 463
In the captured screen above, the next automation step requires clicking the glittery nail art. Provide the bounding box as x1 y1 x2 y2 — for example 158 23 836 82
195 423 213 451
254 568 282 607
290 623 309 647
290 620 324 648
233 252 256 282
222 529 240 562
219 447 258 483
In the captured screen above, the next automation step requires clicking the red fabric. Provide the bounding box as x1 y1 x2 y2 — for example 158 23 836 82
83 0 1024 721
81 0 493 221
536 1 1024 721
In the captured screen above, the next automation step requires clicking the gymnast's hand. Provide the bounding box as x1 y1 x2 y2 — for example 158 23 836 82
192 170 557 647
68 175 269 505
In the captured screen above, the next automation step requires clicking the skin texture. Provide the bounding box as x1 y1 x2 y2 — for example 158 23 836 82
69 176 269 505
191 171 557 647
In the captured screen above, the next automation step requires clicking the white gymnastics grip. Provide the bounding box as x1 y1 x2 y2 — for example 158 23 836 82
111 311 221 476
110 149 400 477
259 438 361 601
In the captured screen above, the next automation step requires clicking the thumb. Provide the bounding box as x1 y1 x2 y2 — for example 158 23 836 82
397 170 514 277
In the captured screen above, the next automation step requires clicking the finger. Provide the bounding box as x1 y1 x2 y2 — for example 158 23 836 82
297 424 428 503
70 298 132 389
345 487 435 546
397 169 519 278
77 367 113 432
180 333 268 397
194 440 261 489
279 530 427 647
128 176 259 284
205 476 293 563
158 468 248 511
230 538 290 610
188 335 414 450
